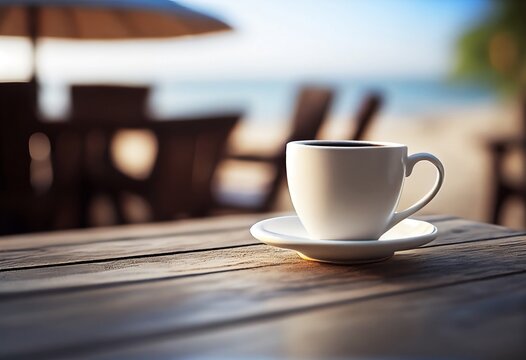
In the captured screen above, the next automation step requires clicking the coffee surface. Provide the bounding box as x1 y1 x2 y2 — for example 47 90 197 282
306 142 382 148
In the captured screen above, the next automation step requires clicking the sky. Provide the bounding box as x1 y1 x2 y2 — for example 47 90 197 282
0 0 490 82
181 0 490 79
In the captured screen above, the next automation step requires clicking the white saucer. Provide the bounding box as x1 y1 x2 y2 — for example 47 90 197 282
250 216 437 264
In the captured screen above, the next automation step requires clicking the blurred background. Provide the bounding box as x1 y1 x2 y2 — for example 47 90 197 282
1 0 526 234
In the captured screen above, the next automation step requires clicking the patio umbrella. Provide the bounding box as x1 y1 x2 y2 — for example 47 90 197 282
0 0 231 80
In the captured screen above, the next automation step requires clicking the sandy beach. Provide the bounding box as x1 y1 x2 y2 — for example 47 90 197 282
217 102 523 229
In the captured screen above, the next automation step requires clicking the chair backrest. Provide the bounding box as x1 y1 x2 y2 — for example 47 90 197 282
287 86 334 143
68 84 240 223
0 82 37 192
0 82 38 233
70 85 150 123
260 89 381 213
145 115 240 219
41 113 240 224
350 92 383 140
262 86 333 212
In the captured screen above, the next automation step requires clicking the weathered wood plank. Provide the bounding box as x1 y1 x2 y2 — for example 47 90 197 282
0 227 255 271
0 212 272 250
425 217 523 246
0 214 452 253
77 271 526 360
0 216 514 271
1 234 524 359
0 218 519 294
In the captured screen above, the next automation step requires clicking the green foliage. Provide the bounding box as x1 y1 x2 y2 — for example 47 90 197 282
453 0 526 94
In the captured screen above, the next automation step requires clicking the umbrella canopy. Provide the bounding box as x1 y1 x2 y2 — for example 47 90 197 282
0 0 231 40
0 0 231 81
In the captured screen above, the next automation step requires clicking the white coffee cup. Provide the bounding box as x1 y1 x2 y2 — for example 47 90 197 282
286 140 444 240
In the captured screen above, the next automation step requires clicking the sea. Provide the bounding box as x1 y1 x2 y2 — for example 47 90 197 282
42 77 497 123
149 77 497 124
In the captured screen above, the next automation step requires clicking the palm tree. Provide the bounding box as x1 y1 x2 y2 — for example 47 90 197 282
454 0 526 94
457 1 526 226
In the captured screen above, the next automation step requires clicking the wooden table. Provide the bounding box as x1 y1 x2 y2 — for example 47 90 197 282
1 213 525 359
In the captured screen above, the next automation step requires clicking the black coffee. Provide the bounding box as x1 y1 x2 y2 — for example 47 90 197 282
306 142 382 148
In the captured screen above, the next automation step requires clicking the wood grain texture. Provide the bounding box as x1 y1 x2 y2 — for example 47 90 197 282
0 226 255 271
0 216 512 271
0 212 272 250
0 217 518 294
78 272 526 360
1 232 525 359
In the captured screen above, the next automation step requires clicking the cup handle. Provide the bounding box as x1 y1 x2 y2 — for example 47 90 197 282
387 153 445 230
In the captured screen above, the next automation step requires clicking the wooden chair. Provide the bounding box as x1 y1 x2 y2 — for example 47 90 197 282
349 91 383 140
68 85 151 226
0 82 103 233
488 94 526 225
213 86 334 213
46 98 240 226
213 89 383 214
78 115 241 223
70 85 150 123
0 82 45 234
1 83 239 232
67 85 241 224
